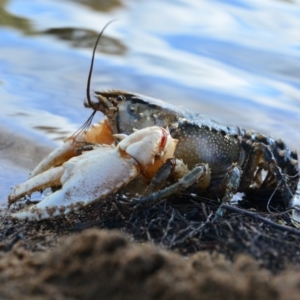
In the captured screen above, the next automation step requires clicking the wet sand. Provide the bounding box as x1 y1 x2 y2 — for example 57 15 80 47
0 126 53 205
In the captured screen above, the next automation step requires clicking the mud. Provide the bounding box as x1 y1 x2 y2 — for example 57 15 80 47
1 195 300 300
0 228 300 300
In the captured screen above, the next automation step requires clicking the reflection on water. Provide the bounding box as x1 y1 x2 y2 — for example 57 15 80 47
0 0 300 204
43 27 127 55
0 0 32 34
72 0 123 12
32 126 71 141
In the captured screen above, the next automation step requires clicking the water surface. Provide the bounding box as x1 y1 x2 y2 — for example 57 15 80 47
1 0 300 205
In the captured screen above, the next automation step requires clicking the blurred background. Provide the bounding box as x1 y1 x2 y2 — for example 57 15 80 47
1 0 300 203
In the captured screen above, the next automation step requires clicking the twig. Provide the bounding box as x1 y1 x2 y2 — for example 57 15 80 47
221 204 300 238
161 210 175 241
173 212 213 246
201 202 208 219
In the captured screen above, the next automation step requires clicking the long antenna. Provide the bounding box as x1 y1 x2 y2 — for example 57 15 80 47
86 20 117 107
73 20 117 138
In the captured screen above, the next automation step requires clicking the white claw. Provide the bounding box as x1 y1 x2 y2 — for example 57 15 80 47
30 139 76 178
12 145 139 220
30 118 114 178
9 126 178 221
8 167 63 205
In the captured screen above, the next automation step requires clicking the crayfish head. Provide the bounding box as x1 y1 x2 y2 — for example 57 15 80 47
116 126 178 179
89 90 188 136
84 91 115 116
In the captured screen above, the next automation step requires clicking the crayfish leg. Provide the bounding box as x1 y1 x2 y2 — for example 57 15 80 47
144 158 189 196
240 142 295 208
208 163 243 204
144 158 177 196
136 164 209 206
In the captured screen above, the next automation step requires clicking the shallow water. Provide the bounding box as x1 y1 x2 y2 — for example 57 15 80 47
1 0 300 205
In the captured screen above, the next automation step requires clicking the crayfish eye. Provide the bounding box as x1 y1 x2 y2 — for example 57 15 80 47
116 95 125 103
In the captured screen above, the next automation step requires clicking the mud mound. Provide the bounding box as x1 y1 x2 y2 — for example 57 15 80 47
2 194 300 299
1 229 300 300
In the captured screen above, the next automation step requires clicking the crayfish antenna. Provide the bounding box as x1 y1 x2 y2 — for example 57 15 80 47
72 109 98 139
73 20 117 139
86 19 117 108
